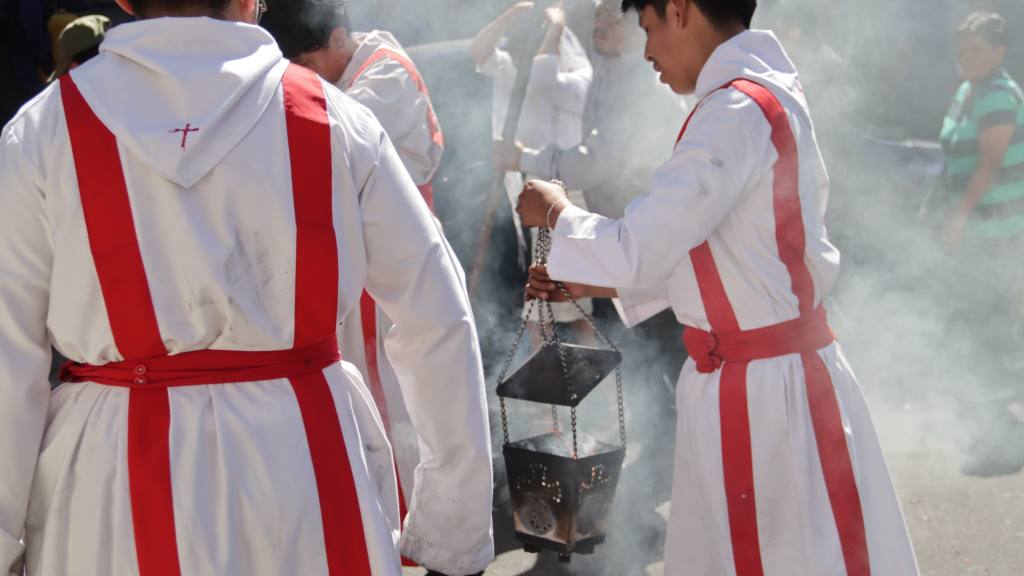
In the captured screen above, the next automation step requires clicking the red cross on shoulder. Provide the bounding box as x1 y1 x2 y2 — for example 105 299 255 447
169 123 200 149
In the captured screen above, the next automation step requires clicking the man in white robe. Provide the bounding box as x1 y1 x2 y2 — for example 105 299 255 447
261 0 446 527
0 0 493 574
519 0 919 574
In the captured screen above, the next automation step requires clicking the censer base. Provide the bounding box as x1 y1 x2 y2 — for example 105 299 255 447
515 532 606 562
503 432 625 563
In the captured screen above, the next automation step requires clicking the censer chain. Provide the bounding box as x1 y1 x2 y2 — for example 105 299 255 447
538 224 628 452
535 226 581 457
495 298 535 446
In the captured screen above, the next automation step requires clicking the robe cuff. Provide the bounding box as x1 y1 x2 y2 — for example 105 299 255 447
552 202 589 236
612 284 672 328
400 529 494 576
547 203 598 282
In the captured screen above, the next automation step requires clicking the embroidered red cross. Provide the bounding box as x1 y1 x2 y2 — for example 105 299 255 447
169 123 200 149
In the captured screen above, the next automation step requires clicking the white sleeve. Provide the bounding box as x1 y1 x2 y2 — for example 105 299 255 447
356 127 493 574
528 54 591 116
476 47 515 79
347 60 444 187
546 91 768 290
613 283 672 328
0 125 53 575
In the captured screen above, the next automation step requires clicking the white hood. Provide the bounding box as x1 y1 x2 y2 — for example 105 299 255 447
694 29 809 117
70 17 289 188
339 29 407 89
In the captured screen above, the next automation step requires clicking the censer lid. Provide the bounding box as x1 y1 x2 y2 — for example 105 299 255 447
506 431 622 459
497 343 622 407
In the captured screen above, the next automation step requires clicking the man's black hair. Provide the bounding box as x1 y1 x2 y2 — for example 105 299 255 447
128 0 233 17
260 0 352 59
621 0 757 30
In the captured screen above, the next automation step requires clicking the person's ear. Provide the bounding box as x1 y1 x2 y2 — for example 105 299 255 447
329 27 349 51
669 0 688 30
238 0 257 22
114 0 135 16
996 45 1008 62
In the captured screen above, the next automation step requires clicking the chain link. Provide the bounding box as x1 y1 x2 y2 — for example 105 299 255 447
536 226 581 456
542 229 628 452
535 219 564 439
542 288 578 457
495 299 534 446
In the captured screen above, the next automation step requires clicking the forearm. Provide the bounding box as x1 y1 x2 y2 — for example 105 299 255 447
587 286 618 298
956 165 999 217
537 22 563 55
468 9 520 66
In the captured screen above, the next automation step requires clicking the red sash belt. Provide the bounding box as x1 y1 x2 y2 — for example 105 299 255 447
683 306 834 374
60 336 341 388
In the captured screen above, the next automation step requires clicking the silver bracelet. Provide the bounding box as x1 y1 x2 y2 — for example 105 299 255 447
546 198 567 229
545 179 569 228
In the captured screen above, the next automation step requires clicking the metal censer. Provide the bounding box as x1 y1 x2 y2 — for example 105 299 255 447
496 227 627 563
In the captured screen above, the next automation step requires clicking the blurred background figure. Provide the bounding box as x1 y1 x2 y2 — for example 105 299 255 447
469 1 595 345
492 0 687 390
495 0 683 220
938 10 1024 477
961 0 1024 80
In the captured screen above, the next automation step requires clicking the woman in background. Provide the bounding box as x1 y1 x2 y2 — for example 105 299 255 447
939 11 1024 477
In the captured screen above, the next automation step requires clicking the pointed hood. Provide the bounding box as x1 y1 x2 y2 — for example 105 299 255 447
69 17 289 188
338 29 408 90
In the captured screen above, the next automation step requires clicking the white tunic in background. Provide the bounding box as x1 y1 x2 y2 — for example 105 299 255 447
334 29 445 508
0 17 493 576
546 30 919 575
338 29 443 188
480 27 595 322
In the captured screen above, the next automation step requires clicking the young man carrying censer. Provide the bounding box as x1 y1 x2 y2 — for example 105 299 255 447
519 0 920 574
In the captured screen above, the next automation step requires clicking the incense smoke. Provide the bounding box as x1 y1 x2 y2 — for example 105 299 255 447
342 0 1023 573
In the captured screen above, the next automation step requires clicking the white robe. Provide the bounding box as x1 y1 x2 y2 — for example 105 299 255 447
0 17 493 576
546 30 919 576
334 30 445 510
338 30 443 188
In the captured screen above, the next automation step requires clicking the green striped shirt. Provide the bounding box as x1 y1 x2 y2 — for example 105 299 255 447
940 69 1024 238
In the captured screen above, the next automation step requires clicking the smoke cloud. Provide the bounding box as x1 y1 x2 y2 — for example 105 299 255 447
342 0 1024 573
